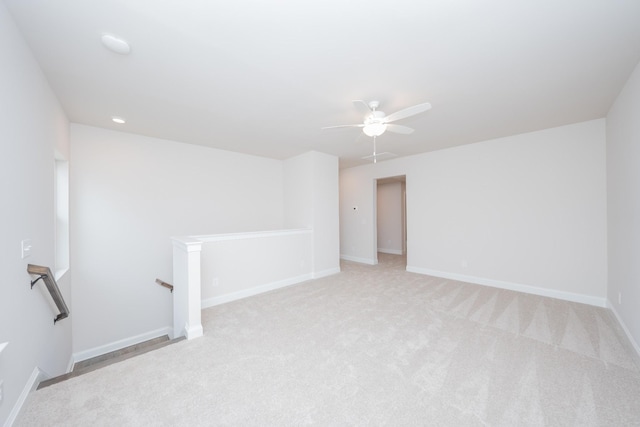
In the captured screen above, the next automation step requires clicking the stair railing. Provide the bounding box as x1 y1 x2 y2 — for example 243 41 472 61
155 278 174 293
27 264 70 324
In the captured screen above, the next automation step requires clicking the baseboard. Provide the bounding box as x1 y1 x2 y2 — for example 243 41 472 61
201 273 313 309
312 267 341 279
340 254 377 265
406 266 608 308
4 367 42 427
377 248 403 255
72 327 173 364
607 301 640 359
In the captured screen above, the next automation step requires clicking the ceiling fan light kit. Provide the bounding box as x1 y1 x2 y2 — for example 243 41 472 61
363 122 387 137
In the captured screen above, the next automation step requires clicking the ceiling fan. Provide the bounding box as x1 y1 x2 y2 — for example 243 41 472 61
323 100 432 163
322 100 432 137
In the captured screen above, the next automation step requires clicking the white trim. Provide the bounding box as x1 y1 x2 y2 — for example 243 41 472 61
193 228 312 242
312 267 341 279
171 236 203 252
184 323 204 340
340 254 377 265
378 248 403 255
171 238 203 341
71 327 173 364
5 367 42 427
202 273 313 309
54 267 69 282
406 266 607 308
608 300 640 358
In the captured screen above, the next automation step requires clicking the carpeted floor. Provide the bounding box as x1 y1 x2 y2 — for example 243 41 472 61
16 254 640 426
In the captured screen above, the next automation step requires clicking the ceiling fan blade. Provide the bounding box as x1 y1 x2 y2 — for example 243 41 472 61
321 124 365 130
386 124 414 134
383 102 432 123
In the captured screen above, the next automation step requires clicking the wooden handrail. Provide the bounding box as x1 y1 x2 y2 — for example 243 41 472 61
27 264 70 324
155 278 174 293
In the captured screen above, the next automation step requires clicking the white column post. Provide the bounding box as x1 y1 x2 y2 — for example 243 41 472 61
171 237 203 340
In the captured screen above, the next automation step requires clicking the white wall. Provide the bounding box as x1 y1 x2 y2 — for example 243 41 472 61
0 3 71 424
607 59 640 352
199 229 313 307
340 170 377 264
283 153 313 229
284 151 340 277
340 119 607 305
70 125 285 357
377 181 404 255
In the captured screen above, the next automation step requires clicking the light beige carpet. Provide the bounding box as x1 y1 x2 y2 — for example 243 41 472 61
16 254 640 426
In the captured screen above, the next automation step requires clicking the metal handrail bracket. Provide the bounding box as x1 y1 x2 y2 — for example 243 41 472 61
27 264 70 324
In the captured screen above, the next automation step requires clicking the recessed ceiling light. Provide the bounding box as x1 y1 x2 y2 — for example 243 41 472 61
101 34 131 55
112 116 126 124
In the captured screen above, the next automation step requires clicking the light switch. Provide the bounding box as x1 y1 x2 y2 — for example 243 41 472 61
21 239 32 259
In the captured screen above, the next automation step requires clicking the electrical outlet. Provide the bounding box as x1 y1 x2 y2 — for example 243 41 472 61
618 292 622 305
212 278 220 288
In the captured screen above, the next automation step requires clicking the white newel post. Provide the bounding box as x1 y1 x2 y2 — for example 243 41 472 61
171 237 204 340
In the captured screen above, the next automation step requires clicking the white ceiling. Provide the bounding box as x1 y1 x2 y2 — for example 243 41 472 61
5 0 640 168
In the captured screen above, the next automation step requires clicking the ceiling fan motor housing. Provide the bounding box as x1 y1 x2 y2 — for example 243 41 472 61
365 110 386 125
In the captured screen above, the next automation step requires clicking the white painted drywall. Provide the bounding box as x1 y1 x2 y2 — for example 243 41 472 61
199 229 313 307
340 170 378 264
377 181 404 255
340 119 607 304
606 59 640 352
70 125 285 355
284 153 313 229
284 151 340 277
0 4 71 424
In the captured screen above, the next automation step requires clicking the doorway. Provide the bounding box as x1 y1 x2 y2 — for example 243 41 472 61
375 175 407 267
